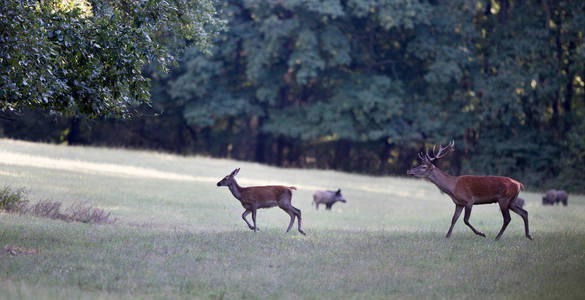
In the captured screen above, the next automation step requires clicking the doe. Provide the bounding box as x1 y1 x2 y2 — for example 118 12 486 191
216 168 306 235
407 141 532 240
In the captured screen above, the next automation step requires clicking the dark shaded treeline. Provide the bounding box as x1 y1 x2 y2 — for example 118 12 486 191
2 0 584 192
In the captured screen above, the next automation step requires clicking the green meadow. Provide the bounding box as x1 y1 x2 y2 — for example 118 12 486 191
1 139 584 299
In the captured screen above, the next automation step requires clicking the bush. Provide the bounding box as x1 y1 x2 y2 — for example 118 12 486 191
1 186 115 224
0 186 29 213
25 200 66 220
65 201 116 224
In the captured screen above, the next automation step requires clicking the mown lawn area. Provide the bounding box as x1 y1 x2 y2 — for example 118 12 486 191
1 139 584 299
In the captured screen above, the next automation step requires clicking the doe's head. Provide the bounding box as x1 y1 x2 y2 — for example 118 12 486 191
217 168 240 186
407 141 454 178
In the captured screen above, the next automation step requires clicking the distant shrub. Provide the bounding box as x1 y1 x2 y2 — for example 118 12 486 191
24 200 116 225
25 200 66 220
65 201 116 224
0 186 29 213
2 186 115 225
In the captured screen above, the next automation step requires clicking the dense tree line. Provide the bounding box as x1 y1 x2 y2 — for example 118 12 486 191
2 0 584 192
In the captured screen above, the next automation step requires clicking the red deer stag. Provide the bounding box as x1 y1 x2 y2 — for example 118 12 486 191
406 141 532 240
216 168 306 235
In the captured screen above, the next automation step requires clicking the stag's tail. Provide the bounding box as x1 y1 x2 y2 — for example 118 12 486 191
288 186 297 191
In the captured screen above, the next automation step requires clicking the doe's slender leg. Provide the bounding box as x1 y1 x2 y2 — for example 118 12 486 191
251 209 258 232
242 210 254 230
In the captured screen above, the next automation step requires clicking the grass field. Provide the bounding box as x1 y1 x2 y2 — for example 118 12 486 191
1 138 584 299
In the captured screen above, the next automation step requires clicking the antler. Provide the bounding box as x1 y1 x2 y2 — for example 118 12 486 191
419 140 454 164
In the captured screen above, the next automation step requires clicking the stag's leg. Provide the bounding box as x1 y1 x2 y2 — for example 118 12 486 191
446 205 464 238
325 203 332 210
510 203 533 240
242 210 255 230
251 209 258 232
495 203 511 240
464 205 486 237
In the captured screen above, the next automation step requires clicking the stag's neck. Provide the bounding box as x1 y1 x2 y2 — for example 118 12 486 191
228 180 243 200
428 168 457 196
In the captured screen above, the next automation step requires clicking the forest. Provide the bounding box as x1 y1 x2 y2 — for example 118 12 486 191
2 0 585 192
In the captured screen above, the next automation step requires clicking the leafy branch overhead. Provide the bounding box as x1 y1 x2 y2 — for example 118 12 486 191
0 0 225 117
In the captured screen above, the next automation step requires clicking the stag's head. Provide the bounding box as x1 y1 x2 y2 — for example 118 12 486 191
407 141 454 178
217 168 240 186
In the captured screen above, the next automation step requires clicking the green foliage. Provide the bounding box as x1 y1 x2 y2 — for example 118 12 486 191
0 0 224 117
152 0 584 189
556 121 585 191
164 0 433 141
0 186 28 212
264 75 406 141
2 0 585 191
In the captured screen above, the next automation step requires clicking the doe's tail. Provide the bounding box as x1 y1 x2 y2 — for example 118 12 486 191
288 186 297 191
511 179 525 191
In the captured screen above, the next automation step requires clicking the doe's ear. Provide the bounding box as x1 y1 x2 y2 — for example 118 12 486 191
231 168 240 176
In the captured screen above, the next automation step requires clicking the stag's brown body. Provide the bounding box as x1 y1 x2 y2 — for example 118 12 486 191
448 176 524 205
408 141 532 240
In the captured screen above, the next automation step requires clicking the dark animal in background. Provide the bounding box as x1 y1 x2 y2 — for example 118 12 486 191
217 168 306 235
542 189 568 206
313 189 346 210
515 197 525 208
407 141 532 240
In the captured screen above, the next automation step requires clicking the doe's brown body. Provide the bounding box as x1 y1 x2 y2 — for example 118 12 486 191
217 168 305 235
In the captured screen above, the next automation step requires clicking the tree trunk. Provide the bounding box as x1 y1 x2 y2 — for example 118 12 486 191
564 40 575 133
498 0 509 24
276 136 285 167
254 116 266 163
553 7 563 140
67 117 82 145
334 139 351 171
378 139 391 174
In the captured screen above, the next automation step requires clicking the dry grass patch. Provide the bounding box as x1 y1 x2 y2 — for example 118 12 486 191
1 186 115 225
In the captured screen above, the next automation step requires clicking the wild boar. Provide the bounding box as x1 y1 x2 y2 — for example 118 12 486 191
557 190 568 206
542 189 568 206
313 189 346 210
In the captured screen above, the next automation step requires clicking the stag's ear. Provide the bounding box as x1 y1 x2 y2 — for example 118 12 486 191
336 189 341 195
231 168 240 176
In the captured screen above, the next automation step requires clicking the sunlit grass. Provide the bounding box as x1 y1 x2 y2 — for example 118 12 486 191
1 138 584 298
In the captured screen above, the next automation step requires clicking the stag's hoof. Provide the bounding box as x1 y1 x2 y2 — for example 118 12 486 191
526 234 533 240
299 229 306 236
477 232 486 238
